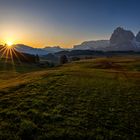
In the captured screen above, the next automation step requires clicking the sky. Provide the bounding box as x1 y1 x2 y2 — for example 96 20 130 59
0 0 140 48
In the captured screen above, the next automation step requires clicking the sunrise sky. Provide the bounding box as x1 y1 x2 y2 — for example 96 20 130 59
0 0 140 48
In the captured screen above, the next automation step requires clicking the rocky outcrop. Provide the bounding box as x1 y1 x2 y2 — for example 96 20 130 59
108 27 140 51
136 31 140 42
110 27 135 45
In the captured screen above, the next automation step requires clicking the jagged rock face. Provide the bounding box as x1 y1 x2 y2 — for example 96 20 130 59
136 31 140 42
107 42 139 51
110 27 135 45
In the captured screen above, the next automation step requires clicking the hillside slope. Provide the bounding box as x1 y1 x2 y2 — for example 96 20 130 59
0 57 140 140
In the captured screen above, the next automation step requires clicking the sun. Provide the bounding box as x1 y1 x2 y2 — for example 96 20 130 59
7 41 13 46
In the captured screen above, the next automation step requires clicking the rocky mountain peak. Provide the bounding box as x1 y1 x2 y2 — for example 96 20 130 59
136 31 140 42
110 27 135 45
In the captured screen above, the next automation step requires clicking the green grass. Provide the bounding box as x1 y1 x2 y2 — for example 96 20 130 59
0 57 140 140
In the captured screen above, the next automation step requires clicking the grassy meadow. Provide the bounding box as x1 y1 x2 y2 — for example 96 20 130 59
0 56 140 140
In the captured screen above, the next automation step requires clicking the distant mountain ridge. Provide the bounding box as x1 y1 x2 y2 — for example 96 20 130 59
14 44 48 55
43 46 65 53
14 44 66 55
73 40 109 50
74 27 140 51
7 27 140 56
0 45 39 63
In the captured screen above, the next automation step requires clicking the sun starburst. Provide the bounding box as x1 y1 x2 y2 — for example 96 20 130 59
7 41 13 46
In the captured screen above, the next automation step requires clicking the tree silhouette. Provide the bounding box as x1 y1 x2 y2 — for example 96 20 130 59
36 54 40 63
60 55 68 64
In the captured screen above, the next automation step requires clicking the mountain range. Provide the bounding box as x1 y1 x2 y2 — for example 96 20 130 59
74 27 140 51
0 45 38 63
13 44 65 55
14 44 48 55
3 27 139 55
43 46 65 53
73 40 109 50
